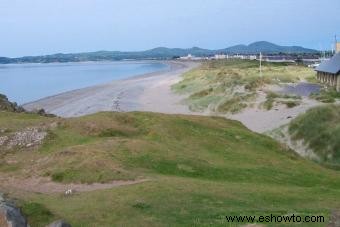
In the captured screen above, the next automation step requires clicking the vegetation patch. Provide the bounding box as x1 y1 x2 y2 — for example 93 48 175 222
173 60 313 114
289 105 340 167
263 92 301 110
0 94 25 113
280 100 301 108
21 202 55 227
1 110 340 226
216 94 254 113
132 201 151 210
311 88 340 103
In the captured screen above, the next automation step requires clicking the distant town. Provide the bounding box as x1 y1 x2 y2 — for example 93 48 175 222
178 50 337 69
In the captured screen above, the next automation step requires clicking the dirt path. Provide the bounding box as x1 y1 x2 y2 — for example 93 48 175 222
0 176 149 194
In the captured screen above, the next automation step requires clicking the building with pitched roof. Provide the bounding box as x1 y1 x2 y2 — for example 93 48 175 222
315 53 340 91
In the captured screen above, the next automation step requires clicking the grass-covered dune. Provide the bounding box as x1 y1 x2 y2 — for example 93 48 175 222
172 59 315 113
1 111 340 226
289 104 340 168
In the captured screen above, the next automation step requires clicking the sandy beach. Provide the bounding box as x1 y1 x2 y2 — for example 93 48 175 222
24 60 325 134
24 61 199 117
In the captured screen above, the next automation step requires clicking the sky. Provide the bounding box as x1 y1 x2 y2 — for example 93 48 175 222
1 0 340 57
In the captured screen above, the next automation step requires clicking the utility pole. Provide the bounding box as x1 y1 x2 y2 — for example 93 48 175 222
259 52 262 77
335 35 338 55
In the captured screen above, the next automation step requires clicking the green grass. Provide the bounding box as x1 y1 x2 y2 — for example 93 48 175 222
289 105 340 167
20 202 56 227
217 93 254 113
0 111 53 133
1 111 340 226
263 92 301 110
311 87 340 103
172 59 314 113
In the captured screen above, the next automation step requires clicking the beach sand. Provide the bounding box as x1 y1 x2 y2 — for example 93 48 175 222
24 61 198 118
24 60 323 134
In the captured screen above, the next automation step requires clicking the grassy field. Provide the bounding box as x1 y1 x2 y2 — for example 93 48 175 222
1 111 340 226
289 104 340 169
172 60 315 113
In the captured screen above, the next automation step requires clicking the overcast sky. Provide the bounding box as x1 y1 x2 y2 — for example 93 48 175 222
1 0 340 57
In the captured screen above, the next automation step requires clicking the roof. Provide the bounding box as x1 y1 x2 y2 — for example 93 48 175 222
315 53 340 74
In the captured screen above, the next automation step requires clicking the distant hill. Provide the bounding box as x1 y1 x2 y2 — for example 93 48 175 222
0 41 318 64
220 41 317 54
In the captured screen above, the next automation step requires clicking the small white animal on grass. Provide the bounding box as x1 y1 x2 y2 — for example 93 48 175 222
64 189 73 196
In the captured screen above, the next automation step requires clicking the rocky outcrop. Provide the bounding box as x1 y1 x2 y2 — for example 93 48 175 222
0 94 25 113
47 220 71 227
0 127 47 151
0 93 55 117
7 128 47 149
0 194 28 227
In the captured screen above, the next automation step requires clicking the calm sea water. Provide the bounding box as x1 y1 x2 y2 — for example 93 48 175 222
0 61 168 104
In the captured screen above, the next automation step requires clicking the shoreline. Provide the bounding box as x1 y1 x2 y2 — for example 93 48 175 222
23 60 324 134
24 61 199 117
22 60 172 106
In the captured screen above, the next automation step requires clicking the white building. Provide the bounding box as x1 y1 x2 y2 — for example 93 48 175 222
180 54 193 60
214 54 227 60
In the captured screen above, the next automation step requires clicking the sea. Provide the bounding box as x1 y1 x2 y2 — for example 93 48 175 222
0 61 168 104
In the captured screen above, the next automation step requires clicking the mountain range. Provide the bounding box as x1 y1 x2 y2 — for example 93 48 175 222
0 41 318 64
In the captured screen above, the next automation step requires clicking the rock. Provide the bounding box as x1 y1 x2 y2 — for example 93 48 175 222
0 194 28 227
328 210 340 227
47 220 71 227
49 122 59 130
0 136 8 146
6 128 47 150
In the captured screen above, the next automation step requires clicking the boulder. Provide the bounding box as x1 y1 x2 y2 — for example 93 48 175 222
47 220 71 227
0 194 28 227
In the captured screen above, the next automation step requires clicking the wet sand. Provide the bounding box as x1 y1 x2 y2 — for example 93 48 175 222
24 61 199 117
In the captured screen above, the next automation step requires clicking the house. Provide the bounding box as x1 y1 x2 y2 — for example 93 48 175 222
214 54 227 60
315 53 340 92
180 54 193 60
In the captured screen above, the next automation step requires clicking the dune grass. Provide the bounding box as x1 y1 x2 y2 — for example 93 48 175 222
172 59 314 113
310 87 340 103
289 104 340 168
263 92 302 110
1 111 340 226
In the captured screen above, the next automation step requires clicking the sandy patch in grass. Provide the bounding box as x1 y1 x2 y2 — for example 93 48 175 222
228 91 321 133
0 176 149 194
